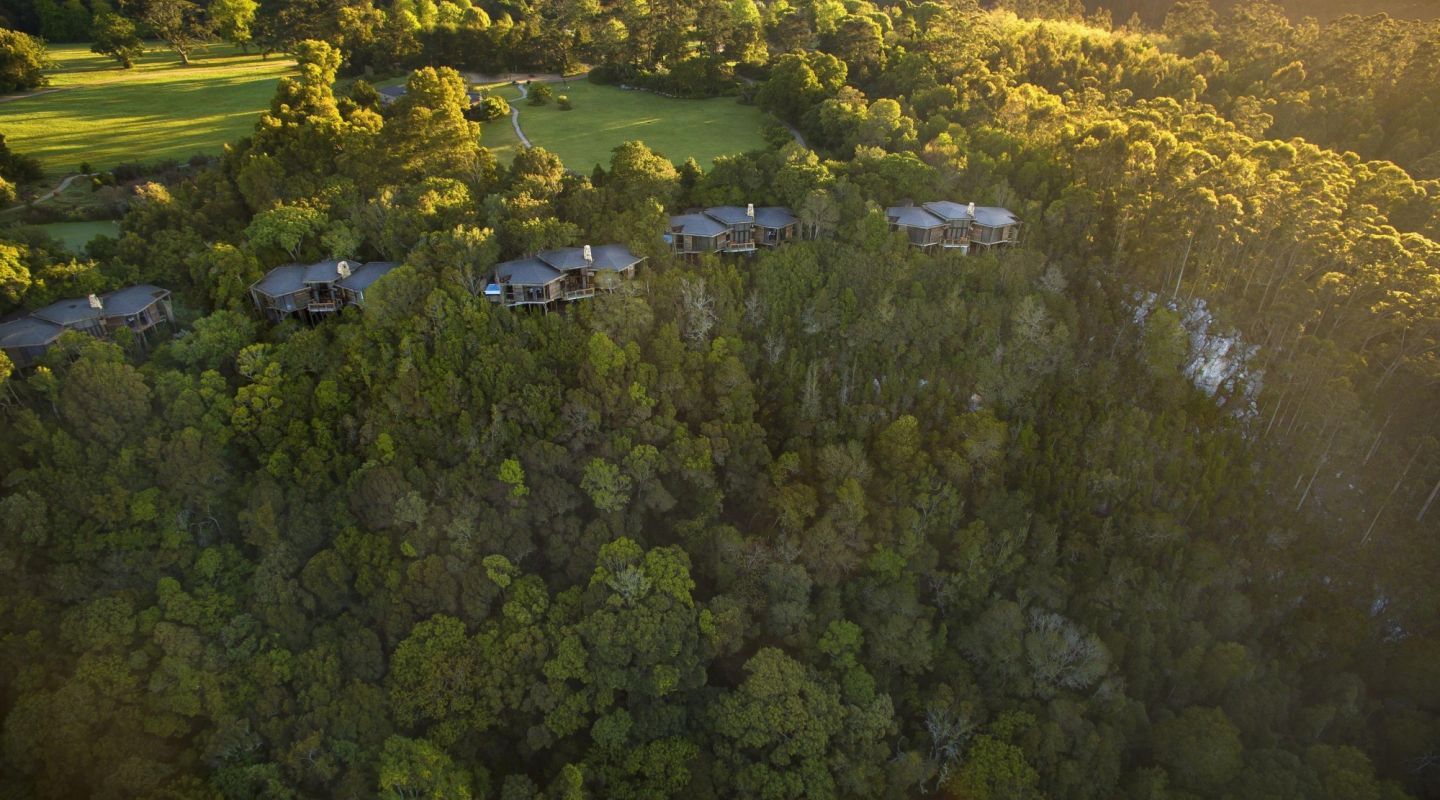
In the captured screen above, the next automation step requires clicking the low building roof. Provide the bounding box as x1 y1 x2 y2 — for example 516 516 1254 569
537 247 592 271
886 205 946 229
495 257 563 286
100 284 169 318
252 263 307 297
32 295 102 328
754 206 798 228
589 244 644 271
338 261 399 293
922 201 974 222
973 206 1021 227
706 206 755 225
670 213 728 237
304 259 355 284
0 315 65 349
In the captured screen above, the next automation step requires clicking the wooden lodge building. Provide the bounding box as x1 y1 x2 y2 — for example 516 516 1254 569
667 205 799 256
249 259 399 324
487 244 645 309
0 284 174 368
885 201 1021 253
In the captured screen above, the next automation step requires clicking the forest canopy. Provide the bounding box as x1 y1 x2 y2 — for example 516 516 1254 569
1 1 1438 799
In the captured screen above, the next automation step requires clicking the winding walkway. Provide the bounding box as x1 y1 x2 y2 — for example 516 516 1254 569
736 75 807 149
777 119 808 149
0 172 97 217
510 83 533 148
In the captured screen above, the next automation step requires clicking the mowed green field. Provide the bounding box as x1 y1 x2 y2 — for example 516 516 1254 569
0 43 296 175
485 80 770 171
33 220 122 252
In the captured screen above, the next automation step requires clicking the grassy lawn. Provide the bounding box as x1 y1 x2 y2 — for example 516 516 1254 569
0 43 296 175
484 80 770 171
29 220 122 252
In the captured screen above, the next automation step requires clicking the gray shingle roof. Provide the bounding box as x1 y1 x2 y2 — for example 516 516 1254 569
754 206 797 228
886 205 946 229
495 257 563 286
304 259 354 284
706 206 754 225
252 264 307 297
100 284 169 318
922 201 974 222
32 295 102 328
670 213 728 237
338 261 399 292
0 315 64 349
537 248 591 271
589 244 644 271
973 206 1020 227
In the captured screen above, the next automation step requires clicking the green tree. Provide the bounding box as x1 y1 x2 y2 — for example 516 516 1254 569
710 647 893 798
209 0 259 51
1163 0 1219 54
246 204 326 261
1152 706 1244 792
383 67 483 182
0 240 32 307
0 29 50 93
90 11 145 68
581 458 632 513
35 0 92 42
166 310 257 372
377 735 475 799
946 735 1042 800
57 339 152 447
138 0 213 65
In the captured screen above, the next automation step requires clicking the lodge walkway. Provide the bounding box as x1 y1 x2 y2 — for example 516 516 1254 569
0 172 98 217
511 83 533 148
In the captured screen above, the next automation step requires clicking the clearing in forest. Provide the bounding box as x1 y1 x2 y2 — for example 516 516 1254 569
483 80 770 171
0 43 296 175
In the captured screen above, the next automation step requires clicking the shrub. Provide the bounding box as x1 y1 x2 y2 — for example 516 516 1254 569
557 95 572 110
528 83 553 105
588 64 626 85
349 79 381 109
471 95 510 122
632 56 738 99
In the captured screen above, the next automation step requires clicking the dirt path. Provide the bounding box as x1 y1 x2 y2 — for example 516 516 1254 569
37 173 96 203
0 172 97 218
0 88 63 104
777 119 808 149
736 75 807 148
510 83 533 148
464 70 583 86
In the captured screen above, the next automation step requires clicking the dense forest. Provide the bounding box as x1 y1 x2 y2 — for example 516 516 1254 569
2 0 1440 798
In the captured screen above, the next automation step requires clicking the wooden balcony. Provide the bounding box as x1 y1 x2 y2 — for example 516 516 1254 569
502 283 563 308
